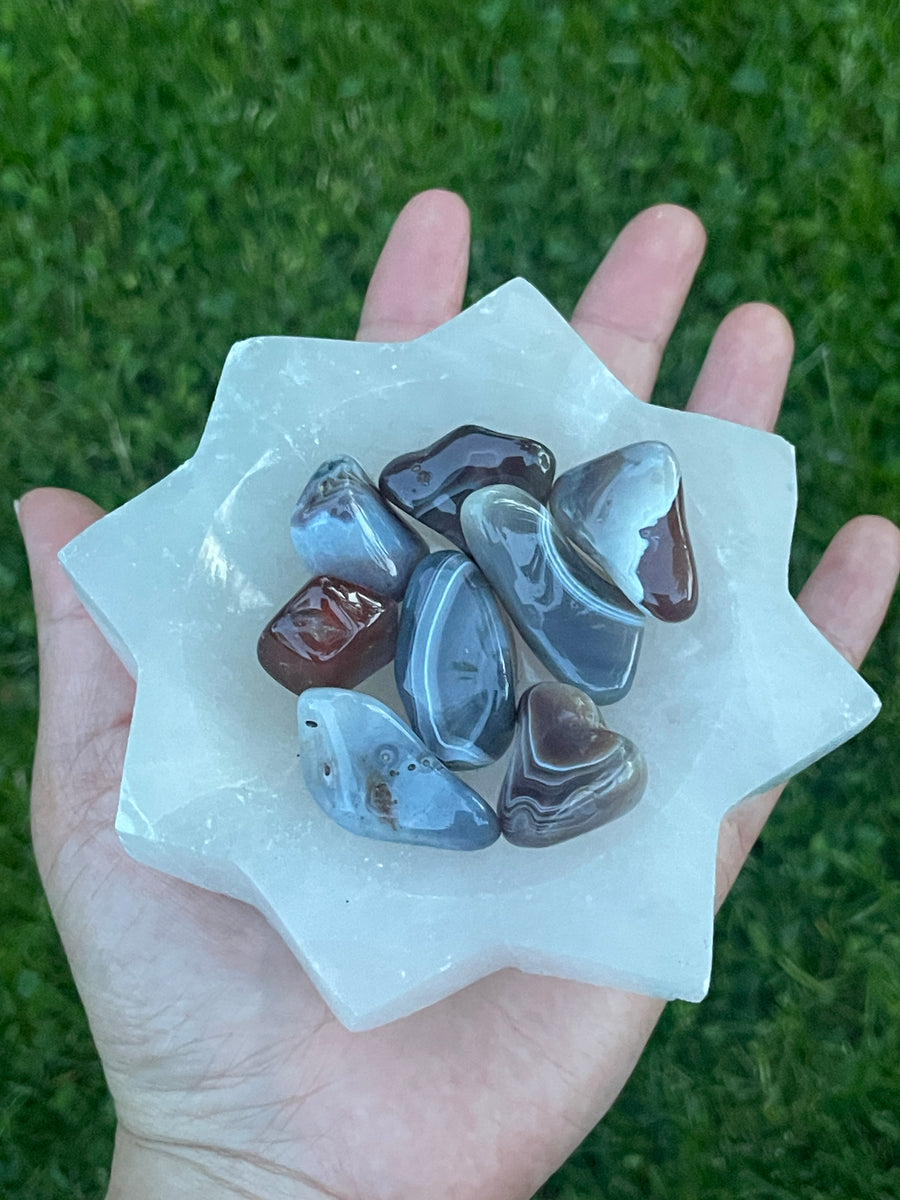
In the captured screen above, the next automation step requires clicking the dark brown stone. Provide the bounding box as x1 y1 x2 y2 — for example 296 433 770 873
379 424 555 550
498 682 647 847
257 575 399 695
636 482 697 622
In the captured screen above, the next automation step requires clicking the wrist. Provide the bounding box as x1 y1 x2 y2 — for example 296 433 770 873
106 1125 330 1200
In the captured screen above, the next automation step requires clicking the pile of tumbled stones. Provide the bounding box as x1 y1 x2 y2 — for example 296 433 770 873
257 425 697 851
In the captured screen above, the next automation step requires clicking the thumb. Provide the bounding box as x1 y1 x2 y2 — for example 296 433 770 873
19 486 107 631
17 488 135 880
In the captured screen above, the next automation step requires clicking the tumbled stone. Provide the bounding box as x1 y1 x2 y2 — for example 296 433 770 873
395 550 516 769
379 424 555 551
257 576 398 695
551 440 698 622
460 484 645 703
297 688 500 850
291 455 428 599
499 682 647 847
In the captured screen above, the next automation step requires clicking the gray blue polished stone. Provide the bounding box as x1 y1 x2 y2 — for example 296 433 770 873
499 682 647 847
296 688 500 850
460 485 645 703
551 441 698 622
290 455 428 600
395 550 516 769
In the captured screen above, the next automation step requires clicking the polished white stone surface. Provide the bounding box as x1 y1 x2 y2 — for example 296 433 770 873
58 280 880 1030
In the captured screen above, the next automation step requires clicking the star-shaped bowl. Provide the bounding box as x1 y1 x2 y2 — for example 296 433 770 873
59 280 879 1030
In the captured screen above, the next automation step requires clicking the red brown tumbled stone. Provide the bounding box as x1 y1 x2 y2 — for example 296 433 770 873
257 576 399 695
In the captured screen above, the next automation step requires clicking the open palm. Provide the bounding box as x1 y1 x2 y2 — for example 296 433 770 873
20 191 899 1200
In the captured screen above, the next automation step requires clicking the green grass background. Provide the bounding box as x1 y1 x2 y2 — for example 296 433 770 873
2 1 899 1196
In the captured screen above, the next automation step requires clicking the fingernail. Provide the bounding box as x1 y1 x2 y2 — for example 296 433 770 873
13 497 21 523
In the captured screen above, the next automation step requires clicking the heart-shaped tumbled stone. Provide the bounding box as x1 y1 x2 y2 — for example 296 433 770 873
297 688 500 850
460 484 644 704
550 440 698 622
379 424 555 551
498 682 647 847
291 455 428 599
395 550 516 769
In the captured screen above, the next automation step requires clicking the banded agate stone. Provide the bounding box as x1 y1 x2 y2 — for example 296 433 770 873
379 424 555 551
551 441 698 622
291 455 427 599
499 682 647 847
395 550 516 769
460 484 645 703
257 576 398 695
296 689 500 850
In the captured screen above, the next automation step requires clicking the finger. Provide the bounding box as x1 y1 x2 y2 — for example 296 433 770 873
715 513 900 906
17 487 133 707
17 488 135 868
357 189 471 342
570 204 707 400
795 514 900 667
686 302 794 430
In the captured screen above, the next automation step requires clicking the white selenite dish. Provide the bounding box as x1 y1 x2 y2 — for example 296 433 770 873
59 280 880 1030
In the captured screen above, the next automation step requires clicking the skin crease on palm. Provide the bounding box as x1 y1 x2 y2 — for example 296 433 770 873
17 190 900 1200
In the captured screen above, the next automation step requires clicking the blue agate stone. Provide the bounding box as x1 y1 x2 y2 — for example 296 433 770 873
460 485 645 704
551 441 698 622
290 455 428 600
395 550 516 769
296 688 500 850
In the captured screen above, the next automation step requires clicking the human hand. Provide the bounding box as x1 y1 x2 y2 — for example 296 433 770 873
19 190 900 1200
